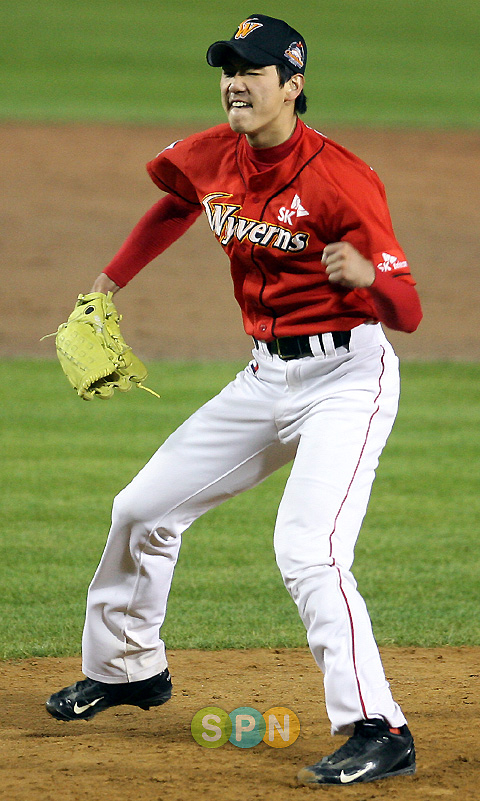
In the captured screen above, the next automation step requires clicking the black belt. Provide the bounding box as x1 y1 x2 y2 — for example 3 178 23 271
254 331 351 361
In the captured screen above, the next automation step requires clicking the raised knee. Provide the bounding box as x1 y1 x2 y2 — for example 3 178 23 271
111 485 140 527
111 486 182 545
111 490 128 525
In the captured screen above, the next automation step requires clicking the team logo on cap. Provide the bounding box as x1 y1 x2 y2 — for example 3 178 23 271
284 41 305 69
235 18 263 39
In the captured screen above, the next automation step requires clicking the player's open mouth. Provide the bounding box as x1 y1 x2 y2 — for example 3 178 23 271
230 101 252 109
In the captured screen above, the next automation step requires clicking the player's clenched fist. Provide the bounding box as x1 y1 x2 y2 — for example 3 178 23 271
322 241 376 289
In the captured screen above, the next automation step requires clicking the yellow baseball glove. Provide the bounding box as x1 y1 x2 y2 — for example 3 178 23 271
51 292 158 400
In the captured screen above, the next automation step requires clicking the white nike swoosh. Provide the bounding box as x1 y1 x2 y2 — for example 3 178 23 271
340 766 371 784
73 697 104 715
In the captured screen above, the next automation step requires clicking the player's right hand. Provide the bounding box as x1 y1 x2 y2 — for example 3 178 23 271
322 242 375 289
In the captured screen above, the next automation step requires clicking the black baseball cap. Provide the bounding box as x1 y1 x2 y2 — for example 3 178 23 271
207 14 307 75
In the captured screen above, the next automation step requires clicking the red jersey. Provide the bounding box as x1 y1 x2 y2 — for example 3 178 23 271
106 120 421 339
146 120 419 339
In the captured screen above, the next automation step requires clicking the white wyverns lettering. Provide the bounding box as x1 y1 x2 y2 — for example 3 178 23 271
202 192 310 253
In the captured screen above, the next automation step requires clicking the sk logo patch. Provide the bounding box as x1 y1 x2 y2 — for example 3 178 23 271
278 194 309 225
235 18 263 39
376 252 408 272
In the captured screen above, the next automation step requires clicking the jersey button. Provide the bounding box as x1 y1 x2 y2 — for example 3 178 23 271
260 324 267 333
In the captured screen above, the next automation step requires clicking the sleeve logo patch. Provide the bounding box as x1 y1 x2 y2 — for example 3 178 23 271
376 252 408 272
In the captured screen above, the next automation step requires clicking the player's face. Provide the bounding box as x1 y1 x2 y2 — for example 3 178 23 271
220 61 301 148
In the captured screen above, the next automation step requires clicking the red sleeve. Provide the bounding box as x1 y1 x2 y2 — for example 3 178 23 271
103 194 202 287
323 149 422 333
368 268 422 332
146 139 200 205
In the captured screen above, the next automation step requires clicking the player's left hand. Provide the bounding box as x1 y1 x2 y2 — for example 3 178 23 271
45 292 159 400
322 242 375 289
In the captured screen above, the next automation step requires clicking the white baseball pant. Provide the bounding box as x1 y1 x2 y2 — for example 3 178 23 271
82 322 407 734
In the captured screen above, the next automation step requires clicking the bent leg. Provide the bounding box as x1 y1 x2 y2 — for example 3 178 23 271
83 366 295 683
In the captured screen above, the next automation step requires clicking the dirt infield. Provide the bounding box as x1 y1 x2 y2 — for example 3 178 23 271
2 648 479 801
2 123 480 799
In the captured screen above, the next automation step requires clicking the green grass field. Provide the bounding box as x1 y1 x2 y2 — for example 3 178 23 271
2 359 479 659
2 4 478 660
2 0 479 127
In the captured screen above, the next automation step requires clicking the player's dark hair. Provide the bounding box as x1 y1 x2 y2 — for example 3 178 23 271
276 64 307 115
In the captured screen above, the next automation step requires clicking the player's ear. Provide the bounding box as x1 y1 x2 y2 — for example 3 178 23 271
285 74 305 102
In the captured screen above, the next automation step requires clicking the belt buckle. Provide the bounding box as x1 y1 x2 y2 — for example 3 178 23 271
275 335 309 360
275 338 292 360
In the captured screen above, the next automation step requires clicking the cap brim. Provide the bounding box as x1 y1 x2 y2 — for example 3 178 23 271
207 40 277 68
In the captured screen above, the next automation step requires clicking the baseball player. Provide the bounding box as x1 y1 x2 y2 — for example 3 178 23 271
46 15 422 786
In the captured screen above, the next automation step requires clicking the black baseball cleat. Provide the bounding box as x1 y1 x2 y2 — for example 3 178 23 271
45 668 172 721
297 718 416 785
